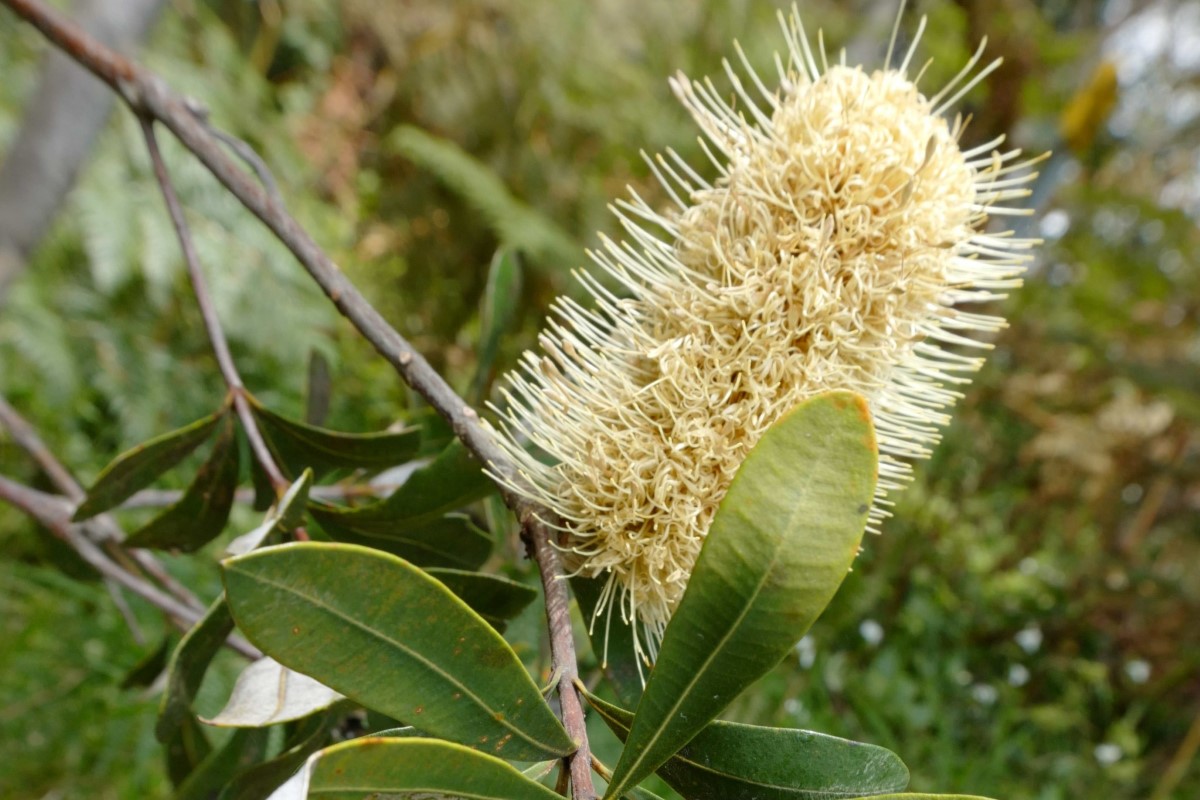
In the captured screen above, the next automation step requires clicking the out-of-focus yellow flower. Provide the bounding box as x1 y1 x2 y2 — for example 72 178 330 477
489 5 1045 664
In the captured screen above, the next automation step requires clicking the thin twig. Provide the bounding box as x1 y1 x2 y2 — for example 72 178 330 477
0 392 205 612
0 394 79 493
138 116 289 497
0 475 261 660
0 3 596 793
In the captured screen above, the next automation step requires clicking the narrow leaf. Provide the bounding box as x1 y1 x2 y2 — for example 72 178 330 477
606 392 878 798
470 247 524 402
165 715 212 787
120 635 172 689
157 596 234 742
268 738 565 800
73 407 226 520
308 438 494 536
249 396 421 479
321 513 493 570
843 796 997 800
222 542 575 760
126 414 240 552
425 567 538 626
226 469 313 556
219 710 336 800
572 574 643 708
204 656 344 728
586 689 908 800
175 727 270 800
389 125 582 270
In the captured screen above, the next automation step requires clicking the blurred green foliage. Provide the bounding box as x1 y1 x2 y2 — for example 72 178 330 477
1 0 1197 798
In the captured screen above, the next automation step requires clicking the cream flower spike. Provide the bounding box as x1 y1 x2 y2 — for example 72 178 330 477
487 2 1045 666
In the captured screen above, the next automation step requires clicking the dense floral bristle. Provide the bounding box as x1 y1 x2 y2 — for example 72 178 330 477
487 5 1044 665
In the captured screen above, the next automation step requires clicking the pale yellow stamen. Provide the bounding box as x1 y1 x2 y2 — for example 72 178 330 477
487 6 1043 664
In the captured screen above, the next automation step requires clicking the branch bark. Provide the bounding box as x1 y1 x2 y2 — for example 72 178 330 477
0 475 261 660
138 117 289 496
0 393 204 613
1 2 595 794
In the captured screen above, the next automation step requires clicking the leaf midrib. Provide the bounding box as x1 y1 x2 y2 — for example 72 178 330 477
613 476 821 796
231 567 568 757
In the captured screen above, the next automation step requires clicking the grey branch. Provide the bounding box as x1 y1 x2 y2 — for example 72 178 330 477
0 475 261 660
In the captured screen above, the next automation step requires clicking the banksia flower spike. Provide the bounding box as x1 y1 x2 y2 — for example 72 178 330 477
489 4 1044 664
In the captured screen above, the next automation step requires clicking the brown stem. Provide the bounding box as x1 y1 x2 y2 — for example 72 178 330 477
2 3 594 792
0 475 261 659
138 116 288 496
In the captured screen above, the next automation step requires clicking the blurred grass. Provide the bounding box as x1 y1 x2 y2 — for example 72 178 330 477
1 0 1198 798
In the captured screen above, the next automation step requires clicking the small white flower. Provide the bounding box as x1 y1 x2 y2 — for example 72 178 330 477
1124 659 1151 684
1008 663 1030 687
490 4 1044 662
1015 625 1043 654
859 619 885 648
1094 742 1123 765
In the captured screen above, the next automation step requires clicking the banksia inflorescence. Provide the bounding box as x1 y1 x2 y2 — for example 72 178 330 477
489 5 1044 663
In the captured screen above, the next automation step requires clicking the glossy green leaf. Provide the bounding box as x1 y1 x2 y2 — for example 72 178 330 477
222 542 575 760
125 414 240 552
307 439 494 536
175 727 270 800
220 710 336 800
572 574 643 708
470 247 524 402
424 568 538 627
226 469 313 557
605 392 878 798
73 407 227 520
249 396 421 480
157 595 234 742
321 513 493 570
269 738 565 800
586 689 908 800
204 656 345 728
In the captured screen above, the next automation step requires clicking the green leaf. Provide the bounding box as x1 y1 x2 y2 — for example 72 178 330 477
605 392 878 798
73 407 227 520
165 715 212 787
119 635 172 689
175 727 270 800
585 689 908 800
157 595 234 742
842 796 997 800
424 568 538 628
307 438 495 537
204 656 344 728
388 125 582 271
249 396 421 480
125 414 241 552
220 710 336 800
222 542 575 761
321 513 493 570
226 469 313 556
470 247 524 402
572 574 643 708
270 738 565 800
